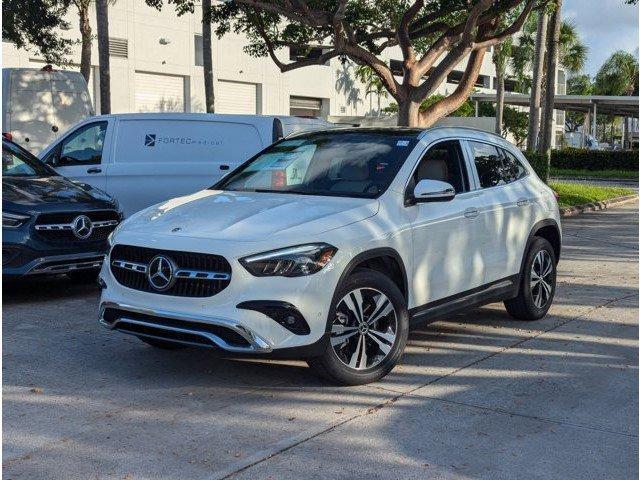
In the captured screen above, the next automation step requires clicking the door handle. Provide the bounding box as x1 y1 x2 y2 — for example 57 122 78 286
87 167 102 174
464 207 479 219
516 198 529 207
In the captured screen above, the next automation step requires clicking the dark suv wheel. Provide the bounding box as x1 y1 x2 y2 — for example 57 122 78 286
505 237 557 320
307 269 409 385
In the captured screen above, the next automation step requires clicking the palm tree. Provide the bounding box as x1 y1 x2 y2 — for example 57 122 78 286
96 0 110 114
594 51 639 147
493 37 513 135
525 11 548 151
202 0 215 113
73 0 92 83
515 13 587 150
354 65 388 116
540 0 563 155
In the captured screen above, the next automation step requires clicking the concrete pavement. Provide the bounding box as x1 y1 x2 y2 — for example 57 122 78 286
3 202 638 480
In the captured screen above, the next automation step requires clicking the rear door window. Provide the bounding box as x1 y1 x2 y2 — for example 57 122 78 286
469 141 505 188
500 148 528 183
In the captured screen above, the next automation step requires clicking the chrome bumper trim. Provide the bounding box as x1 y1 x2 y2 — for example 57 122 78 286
99 301 273 353
24 253 105 275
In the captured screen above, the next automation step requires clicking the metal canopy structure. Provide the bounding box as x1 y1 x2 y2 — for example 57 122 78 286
470 93 639 117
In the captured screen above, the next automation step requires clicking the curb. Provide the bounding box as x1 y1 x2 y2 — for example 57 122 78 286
551 176 638 183
560 194 638 217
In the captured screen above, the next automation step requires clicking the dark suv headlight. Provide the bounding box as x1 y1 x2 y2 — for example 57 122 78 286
240 243 337 277
2 211 30 228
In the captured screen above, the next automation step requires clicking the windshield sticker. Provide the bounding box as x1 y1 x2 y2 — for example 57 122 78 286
396 140 410 147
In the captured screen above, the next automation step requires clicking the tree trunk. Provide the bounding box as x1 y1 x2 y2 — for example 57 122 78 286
397 100 420 127
495 72 505 135
202 0 215 113
539 1 562 155
526 12 548 151
377 94 381 117
78 2 92 84
96 0 110 114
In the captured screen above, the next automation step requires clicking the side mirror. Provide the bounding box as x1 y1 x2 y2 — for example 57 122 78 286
411 179 456 203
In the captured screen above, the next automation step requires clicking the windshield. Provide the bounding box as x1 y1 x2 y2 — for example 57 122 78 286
215 130 420 198
2 141 53 177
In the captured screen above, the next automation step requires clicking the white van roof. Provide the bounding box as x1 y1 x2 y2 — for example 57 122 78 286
91 112 331 126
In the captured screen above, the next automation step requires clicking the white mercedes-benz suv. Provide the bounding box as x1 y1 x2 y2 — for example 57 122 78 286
99 127 561 385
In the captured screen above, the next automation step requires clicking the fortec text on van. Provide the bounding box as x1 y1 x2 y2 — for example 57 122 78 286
144 133 223 147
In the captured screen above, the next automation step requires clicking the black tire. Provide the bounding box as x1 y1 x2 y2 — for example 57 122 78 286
67 268 100 284
504 237 557 320
137 337 188 350
307 269 409 385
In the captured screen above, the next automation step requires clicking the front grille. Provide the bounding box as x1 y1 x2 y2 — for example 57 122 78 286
103 307 250 348
109 245 232 297
34 210 120 243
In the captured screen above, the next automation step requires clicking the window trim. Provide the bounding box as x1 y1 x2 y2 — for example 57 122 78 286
463 139 530 191
57 121 108 167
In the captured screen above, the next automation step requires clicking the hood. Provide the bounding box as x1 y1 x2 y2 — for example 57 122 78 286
2 175 116 209
121 190 379 242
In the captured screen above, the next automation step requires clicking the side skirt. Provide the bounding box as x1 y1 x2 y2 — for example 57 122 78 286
409 275 520 327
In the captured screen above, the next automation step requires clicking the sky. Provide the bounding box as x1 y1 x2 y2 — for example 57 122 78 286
563 0 639 76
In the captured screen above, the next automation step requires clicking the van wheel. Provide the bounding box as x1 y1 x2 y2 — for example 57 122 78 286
505 237 557 320
138 337 188 350
307 269 408 385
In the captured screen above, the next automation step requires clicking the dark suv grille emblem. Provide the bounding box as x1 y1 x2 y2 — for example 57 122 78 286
72 215 94 240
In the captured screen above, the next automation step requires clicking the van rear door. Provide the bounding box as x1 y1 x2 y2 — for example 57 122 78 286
51 71 94 138
6 70 56 153
107 118 266 216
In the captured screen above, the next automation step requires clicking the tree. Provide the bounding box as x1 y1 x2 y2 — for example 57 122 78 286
96 0 111 114
539 0 562 155
526 10 547 150
146 0 216 113
2 0 73 65
73 0 92 83
564 74 592 132
354 65 388 115
594 50 639 148
384 94 475 118
206 0 538 127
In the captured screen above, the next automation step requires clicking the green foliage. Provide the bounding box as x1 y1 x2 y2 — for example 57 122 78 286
551 148 639 171
565 74 593 132
2 0 73 64
594 50 639 96
550 168 639 180
383 95 474 117
523 150 550 183
479 103 528 146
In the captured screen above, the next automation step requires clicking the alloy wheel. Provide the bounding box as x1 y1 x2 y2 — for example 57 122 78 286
330 288 398 370
530 250 554 308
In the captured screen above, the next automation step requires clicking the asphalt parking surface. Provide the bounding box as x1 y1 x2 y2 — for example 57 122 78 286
3 202 638 480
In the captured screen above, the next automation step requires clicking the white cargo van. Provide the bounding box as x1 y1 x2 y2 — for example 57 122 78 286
39 113 333 216
2 67 94 154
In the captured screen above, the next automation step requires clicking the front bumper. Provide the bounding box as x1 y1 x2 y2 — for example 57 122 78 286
3 249 105 277
100 301 273 353
98 240 347 353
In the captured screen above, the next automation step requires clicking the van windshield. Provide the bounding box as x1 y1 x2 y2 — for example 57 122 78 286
215 130 419 198
2 141 54 177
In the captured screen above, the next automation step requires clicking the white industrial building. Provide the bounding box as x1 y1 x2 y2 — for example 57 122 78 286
2 0 564 142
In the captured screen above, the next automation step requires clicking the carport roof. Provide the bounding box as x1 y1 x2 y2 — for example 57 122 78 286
470 93 639 117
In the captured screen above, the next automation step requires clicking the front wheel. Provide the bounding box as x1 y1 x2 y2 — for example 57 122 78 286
504 237 557 320
307 269 409 385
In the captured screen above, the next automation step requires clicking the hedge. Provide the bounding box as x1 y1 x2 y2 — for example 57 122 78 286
523 150 550 183
550 148 638 171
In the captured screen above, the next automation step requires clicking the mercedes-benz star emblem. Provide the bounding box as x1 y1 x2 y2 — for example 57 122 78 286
147 255 175 291
72 215 93 240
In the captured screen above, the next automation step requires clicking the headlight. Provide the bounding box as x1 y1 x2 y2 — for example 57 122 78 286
240 243 337 277
2 211 30 228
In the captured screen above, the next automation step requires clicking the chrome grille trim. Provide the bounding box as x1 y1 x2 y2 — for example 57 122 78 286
111 259 231 280
35 220 118 231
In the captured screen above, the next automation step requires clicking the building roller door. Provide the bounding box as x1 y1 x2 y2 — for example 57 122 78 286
134 72 185 112
216 80 258 114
